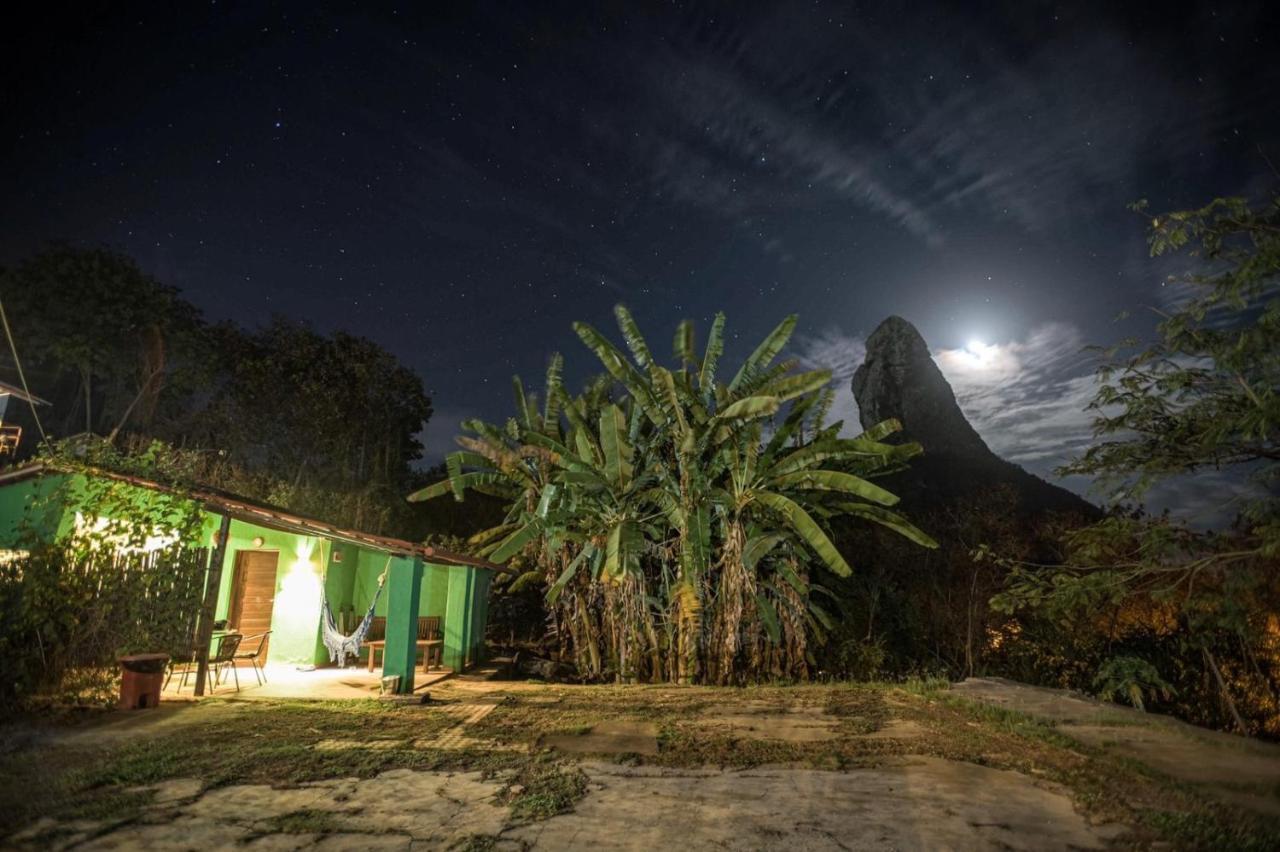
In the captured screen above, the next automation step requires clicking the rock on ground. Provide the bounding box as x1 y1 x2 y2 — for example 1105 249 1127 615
954 677 1280 817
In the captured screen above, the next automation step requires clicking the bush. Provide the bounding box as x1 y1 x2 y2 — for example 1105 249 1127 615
0 544 208 710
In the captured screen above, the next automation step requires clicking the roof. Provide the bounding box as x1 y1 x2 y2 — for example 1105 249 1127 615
0 380 49 406
0 462 510 573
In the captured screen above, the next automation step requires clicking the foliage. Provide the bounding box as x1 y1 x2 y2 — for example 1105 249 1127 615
815 485 1057 681
989 187 1280 734
0 245 204 438
1091 655 1174 711
0 546 208 710
178 319 432 533
0 437 212 709
0 245 435 536
413 307 936 684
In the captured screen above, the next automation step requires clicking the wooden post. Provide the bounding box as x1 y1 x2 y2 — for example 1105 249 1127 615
383 556 424 694
194 513 232 696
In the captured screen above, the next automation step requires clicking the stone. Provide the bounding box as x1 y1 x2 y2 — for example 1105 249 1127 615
953 677 1280 817
852 316 992 459
858 719 925 740
148 777 205 804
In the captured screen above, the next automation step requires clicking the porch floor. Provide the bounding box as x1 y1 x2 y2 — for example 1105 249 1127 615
163 663 453 701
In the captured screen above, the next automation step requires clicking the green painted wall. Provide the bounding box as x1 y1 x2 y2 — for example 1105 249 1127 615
443 566 474 671
0 473 65 548
382 556 423 693
201 517 328 666
353 549 447 621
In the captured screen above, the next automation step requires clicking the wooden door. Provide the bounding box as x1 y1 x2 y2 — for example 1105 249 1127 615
228 550 279 660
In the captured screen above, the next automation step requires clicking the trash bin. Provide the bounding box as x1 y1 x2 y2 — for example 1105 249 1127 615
118 653 169 710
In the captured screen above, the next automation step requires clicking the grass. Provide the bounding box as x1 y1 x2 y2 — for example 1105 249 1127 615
2 682 1278 849
1143 809 1280 852
258 809 349 835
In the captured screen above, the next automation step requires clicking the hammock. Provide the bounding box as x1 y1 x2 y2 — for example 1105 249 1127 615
321 580 385 665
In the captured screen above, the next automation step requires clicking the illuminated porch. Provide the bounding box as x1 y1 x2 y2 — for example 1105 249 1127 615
162 663 455 701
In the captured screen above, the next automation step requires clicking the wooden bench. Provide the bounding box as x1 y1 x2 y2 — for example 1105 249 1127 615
364 616 444 673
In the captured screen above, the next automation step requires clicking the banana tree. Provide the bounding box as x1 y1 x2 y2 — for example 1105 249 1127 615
573 306 936 682
414 305 938 685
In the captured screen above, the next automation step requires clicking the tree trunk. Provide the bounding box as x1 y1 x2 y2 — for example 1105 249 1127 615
1203 646 1247 734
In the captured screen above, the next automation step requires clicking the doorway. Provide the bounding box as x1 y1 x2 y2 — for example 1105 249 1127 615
229 550 280 660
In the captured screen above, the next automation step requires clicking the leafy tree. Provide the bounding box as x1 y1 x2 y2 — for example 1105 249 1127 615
0 245 204 439
991 188 1280 733
182 319 433 533
414 307 937 684
0 244 436 536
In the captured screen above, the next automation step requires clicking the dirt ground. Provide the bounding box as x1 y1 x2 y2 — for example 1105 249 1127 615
3 673 1278 851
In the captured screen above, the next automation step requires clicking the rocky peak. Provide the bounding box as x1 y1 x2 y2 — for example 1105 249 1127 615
851 316 1096 516
852 316 990 458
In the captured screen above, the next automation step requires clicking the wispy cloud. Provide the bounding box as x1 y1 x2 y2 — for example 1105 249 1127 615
793 322 1102 479
791 328 866 434
890 32 1194 233
934 323 1099 467
649 58 944 245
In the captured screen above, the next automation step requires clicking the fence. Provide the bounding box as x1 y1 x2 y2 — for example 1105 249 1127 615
0 544 210 708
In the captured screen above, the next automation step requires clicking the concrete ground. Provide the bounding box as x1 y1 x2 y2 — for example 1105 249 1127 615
7 675 1279 850
17 756 1121 852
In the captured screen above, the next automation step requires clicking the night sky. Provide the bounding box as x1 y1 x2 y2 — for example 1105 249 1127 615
3 2 1277 504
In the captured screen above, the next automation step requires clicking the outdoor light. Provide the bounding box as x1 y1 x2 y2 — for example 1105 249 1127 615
276 537 323 620
252 536 265 548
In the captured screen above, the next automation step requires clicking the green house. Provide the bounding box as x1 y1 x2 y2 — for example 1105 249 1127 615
0 464 504 692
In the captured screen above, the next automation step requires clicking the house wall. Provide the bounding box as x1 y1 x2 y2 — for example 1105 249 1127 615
0 473 66 548
203 516 329 667
351 548 449 621
0 473 497 672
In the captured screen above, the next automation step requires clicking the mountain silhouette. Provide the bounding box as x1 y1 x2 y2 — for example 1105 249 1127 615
852 316 1097 517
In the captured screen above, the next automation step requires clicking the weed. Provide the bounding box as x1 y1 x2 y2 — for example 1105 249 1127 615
505 759 588 821
1144 809 1280 852
260 809 348 835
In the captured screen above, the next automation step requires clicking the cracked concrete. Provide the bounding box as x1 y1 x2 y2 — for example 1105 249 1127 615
13 770 508 851
15 756 1124 852
504 758 1123 851
543 719 660 755
696 701 842 742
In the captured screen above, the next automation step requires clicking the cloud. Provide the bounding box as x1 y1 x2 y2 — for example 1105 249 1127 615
611 8 1274 250
791 328 866 434
793 322 1102 479
655 59 943 244
888 31 1195 233
417 405 477 467
793 320 1268 523
934 323 1099 467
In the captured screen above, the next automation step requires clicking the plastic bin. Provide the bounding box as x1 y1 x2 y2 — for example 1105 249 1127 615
118 653 169 709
